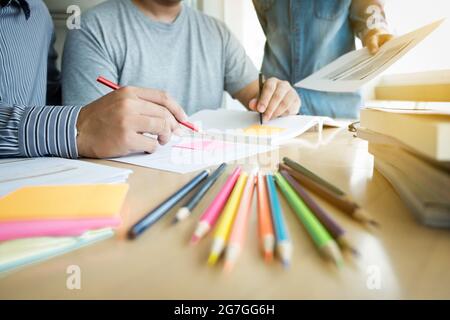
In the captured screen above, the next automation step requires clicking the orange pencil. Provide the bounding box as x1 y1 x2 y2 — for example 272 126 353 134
224 170 257 272
257 173 275 262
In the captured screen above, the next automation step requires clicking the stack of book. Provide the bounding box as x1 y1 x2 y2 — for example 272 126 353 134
358 105 450 227
0 159 131 273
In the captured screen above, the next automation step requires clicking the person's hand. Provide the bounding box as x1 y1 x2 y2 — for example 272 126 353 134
363 28 394 54
248 78 301 123
76 86 188 158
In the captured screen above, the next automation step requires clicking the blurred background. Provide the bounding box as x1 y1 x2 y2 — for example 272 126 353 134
44 0 450 105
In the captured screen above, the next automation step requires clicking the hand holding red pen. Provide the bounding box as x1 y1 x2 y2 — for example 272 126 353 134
76 85 189 158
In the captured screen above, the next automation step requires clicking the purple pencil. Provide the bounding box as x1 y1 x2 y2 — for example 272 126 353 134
280 170 359 256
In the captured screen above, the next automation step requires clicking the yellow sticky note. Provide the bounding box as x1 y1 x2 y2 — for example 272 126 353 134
243 124 286 135
0 184 129 221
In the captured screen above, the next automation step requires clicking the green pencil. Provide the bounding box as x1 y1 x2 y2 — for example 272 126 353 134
274 173 343 267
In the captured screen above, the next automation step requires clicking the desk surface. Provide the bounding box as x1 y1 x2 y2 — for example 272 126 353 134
1 129 449 299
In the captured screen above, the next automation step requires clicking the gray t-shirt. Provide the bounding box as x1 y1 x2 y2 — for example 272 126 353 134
62 0 258 115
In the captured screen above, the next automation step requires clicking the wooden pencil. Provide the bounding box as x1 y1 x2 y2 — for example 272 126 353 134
279 163 379 227
274 173 343 267
280 170 359 255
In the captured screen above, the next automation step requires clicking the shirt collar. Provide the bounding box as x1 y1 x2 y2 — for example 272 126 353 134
1 0 31 20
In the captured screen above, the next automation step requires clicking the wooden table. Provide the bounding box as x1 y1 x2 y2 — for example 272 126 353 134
1 128 449 299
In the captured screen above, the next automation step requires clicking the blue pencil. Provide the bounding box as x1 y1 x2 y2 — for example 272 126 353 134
128 170 210 239
173 163 227 223
266 174 292 267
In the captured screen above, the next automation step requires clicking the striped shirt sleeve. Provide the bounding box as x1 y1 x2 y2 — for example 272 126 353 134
0 102 82 158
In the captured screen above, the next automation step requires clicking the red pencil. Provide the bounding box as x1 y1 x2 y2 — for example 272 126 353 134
97 76 198 132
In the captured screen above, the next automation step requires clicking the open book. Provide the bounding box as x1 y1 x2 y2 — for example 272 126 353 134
295 19 444 92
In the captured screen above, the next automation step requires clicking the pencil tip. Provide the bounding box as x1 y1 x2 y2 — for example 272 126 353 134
223 261 233 273
354 208 380 228
350 248 360 257
369 219 381 228
171 217 178 225
127 229 137 240
190 235 200 245
207 253 219 266
264 251 273 263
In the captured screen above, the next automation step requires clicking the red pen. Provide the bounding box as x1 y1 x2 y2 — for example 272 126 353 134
96 76 198 132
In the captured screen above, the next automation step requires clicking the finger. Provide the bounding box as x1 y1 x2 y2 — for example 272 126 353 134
286 90 301 115
378 33 394 47
133 100 179 132
264 81 290 122
248 98 258 111
127 87 188 122
282 109 291 117
128 133 159 154
272 90 298 119
132 115 172 145
257 78 277 113
366 35 379 54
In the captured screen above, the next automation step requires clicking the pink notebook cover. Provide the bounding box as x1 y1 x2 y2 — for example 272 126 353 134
0 217 121 241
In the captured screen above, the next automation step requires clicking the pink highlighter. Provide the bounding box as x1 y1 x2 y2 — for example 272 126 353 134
191 166 242 244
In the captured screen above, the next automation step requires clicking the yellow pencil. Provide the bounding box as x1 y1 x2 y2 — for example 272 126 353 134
207 172 248 266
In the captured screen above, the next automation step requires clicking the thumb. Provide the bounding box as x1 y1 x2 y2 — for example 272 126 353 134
367 35 380 55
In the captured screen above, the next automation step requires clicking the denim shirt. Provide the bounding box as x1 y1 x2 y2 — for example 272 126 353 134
253 0 387 118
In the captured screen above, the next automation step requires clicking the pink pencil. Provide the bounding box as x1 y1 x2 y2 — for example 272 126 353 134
224 170 257 272
191 167 242 244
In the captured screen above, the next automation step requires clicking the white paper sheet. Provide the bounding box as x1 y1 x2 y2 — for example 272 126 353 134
110 136 276 174
109 108 326 173
295 19 444 92
0 158 132 197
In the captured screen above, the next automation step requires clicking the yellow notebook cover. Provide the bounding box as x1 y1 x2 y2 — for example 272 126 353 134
0 184 129 221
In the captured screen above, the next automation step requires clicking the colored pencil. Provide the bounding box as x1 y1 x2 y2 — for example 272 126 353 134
224 170 257 272
174 163 227 223
207 172 248 266
274 173 343 267
128 170 209 239
258 73 265 125
266 174 292 267
280 170 358 256
283 157 346 196
279 163 379 227
257 173 275 262
96 76 198 132
191 167 241 244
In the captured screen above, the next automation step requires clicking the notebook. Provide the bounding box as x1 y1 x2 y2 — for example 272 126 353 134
0 228 114 274
0 157 132 197
0 217 122 241
0 184 129 221
188 109 322 145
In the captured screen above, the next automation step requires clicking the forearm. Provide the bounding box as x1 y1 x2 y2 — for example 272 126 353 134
232 80 259 110
0 102 82 158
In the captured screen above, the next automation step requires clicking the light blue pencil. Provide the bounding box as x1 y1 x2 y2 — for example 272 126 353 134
266 174 292 267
